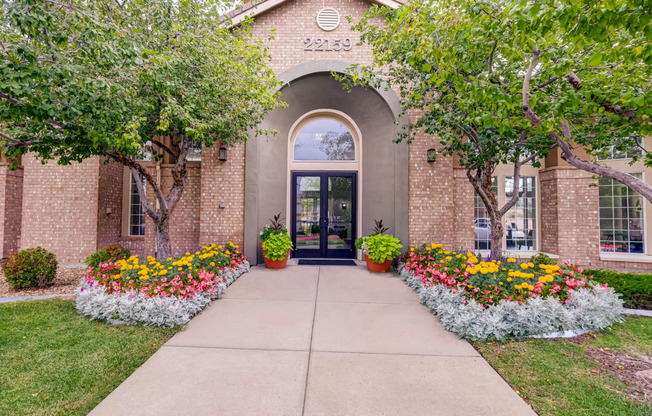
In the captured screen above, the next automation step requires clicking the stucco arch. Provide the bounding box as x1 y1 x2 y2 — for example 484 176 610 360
277 60 404 121
244 61 408 264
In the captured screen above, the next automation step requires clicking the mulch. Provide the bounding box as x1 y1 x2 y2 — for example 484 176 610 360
0 267 86 298
587 348 652 404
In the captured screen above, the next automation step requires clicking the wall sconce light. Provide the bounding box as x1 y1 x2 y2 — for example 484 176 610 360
218 146 227 162
427 148 436 163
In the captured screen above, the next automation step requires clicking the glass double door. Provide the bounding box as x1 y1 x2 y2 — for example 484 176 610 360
291 172 357 258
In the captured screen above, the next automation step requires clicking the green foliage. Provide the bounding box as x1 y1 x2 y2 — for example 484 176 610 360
262 233 293 261
260 213 288 242
85 245 131 268
530 253 557 267
364 234 403 264
2 247 58 289
354 237 365 250
585 269 652 310
0 0 283 163
345 0 652 202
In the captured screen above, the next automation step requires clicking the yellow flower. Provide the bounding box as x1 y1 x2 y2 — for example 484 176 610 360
521 263 529 269
210 262 216 267
507 258 516 263
507 277 512 282
499 282 503 285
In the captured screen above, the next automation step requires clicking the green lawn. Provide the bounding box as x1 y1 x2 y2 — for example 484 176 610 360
475 317 652 416
0 299 179 416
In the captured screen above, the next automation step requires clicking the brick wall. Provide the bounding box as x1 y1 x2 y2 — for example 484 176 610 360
452 168 475 252
96 159 123 249
539 167 600 265
199 144 246 247
407 121 457 247
250 0 378 74
20 155 100 263
0 165 23 258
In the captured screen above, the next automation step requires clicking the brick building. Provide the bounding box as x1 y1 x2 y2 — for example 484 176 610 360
1 0 651 270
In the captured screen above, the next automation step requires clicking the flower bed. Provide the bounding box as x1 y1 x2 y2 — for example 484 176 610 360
76 242 250 326
399 244 624 340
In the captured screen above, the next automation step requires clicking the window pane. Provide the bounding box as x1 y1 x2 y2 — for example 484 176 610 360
474 177 498 250
505 176 537 251
129 175 146 236
294 119 355 161
598 174 645 254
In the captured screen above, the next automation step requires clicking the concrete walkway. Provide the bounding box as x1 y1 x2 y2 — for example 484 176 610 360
90 266 536 416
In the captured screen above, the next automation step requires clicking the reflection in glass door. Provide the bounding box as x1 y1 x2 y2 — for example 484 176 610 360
294 175 322 257
292 172 357 258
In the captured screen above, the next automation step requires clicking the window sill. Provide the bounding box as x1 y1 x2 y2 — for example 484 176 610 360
599 253 652 264
121 236 145 241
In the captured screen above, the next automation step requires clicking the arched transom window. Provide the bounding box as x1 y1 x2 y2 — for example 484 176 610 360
293 118 356 161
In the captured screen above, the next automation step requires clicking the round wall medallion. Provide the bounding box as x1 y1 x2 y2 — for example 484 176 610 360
317 7 341 31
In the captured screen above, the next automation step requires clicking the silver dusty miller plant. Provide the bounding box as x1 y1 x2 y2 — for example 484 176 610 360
75 261 250 327
398 264 624 341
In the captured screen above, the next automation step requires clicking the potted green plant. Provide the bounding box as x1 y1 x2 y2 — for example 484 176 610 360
262 233 293 269
260 213 287 248
357 233 403 273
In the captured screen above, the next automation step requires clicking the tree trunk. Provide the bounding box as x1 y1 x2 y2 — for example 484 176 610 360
488 211 504 259
155 217 172 260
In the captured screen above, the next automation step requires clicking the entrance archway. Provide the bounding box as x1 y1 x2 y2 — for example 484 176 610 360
288 110 362 259
244 64 408 265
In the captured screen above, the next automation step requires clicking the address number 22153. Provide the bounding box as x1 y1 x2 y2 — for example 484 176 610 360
304 37 353 51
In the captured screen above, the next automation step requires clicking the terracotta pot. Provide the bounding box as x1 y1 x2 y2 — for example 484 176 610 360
365 254 392 273
263 250 290 269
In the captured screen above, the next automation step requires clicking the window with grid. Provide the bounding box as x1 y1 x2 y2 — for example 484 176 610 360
474 178 498 250
129 174 146 236
599 174 645 254
598 138 643 160
187 141 202 162
505 176 537 251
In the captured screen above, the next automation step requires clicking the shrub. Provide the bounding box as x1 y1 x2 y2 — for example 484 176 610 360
103 244 131 261
262 233 293 261
363 234 403 264
354 237 364 250
2 247 58 289
531 253 556 266
585 269 652 310
85 245 131 268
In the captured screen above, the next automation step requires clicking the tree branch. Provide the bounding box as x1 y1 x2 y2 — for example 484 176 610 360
104 150 165 220
151 139 177 160
488 41 497 74
565 71 650 124
522 45 543 126
551 131 652 201
0 92 25 107
44 0 82 12
0 131 35 147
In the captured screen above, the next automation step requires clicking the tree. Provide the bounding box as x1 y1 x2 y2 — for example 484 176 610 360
505 0 651 199
0 0 283 259
357 0 651 198
340 0 555 257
